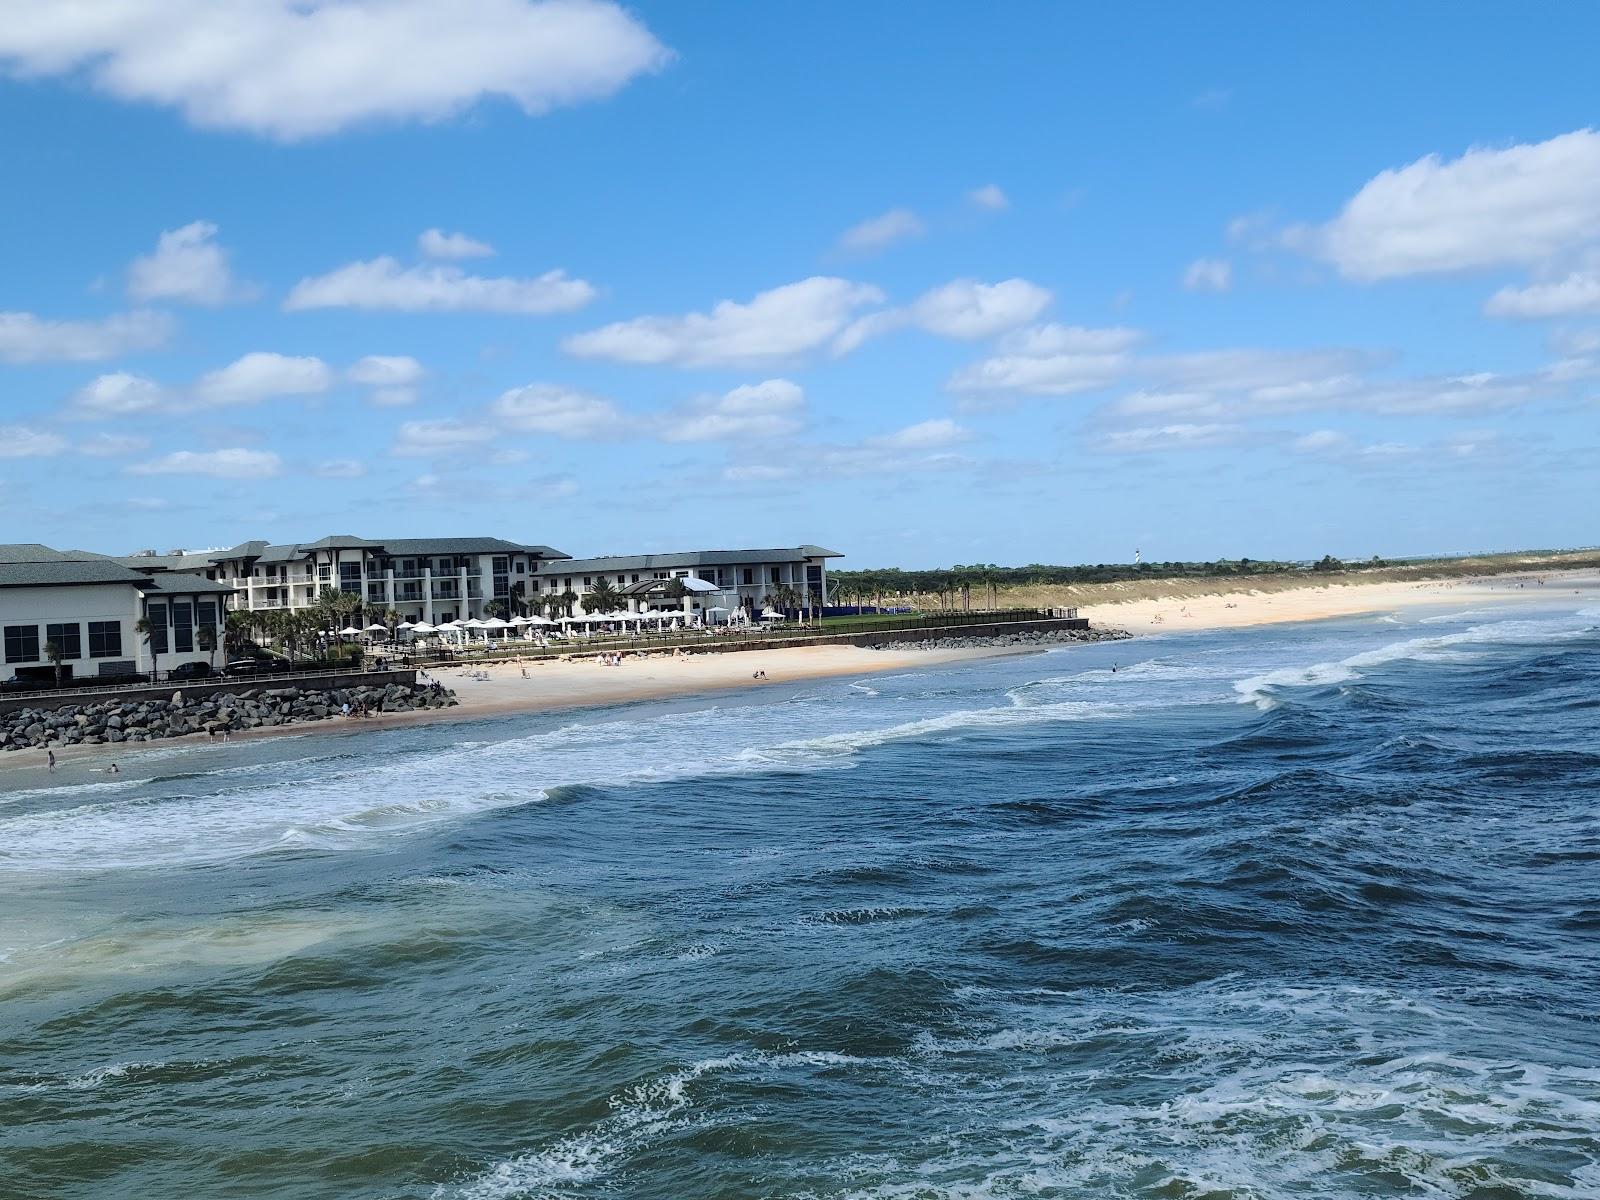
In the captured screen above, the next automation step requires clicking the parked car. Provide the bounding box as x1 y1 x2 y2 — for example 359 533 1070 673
221 657 289 677
0 676 56 693
168 661 214 681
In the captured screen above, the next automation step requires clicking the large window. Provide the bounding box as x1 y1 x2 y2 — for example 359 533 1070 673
170 601 194 654
339 562 362 594
4 624 39 664
88 620 123 658
146 604 169 654
198 600 217 632
45 622 82 660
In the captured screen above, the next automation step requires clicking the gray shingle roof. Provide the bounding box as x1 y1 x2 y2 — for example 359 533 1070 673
0 557 155 588
139 574 236 594
535 546 841 575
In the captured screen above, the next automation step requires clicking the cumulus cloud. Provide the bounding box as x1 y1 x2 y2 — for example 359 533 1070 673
968 184 1008 211
348 354 427 406
193 352 333 406
70 372 169 415
490 383 627 438
0 0 672 141
392 418 495 455
834 278 1053 354
127 220 256 305
129 448 282 478
284 258 595 314
1290 129 1600 280
0 426 67 458
0 309 171 363
418 228 495 259
1182 257 1232 292
836 208 925 255
1484 271 1600 318
564 277 884 367
658 379 806 442
866 418 973 450
947 323 1143 396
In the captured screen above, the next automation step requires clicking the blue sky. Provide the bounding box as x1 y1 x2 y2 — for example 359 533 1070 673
1 1 1597 567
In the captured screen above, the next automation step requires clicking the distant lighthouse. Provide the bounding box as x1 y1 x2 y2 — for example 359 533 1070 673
1135 547 1141 564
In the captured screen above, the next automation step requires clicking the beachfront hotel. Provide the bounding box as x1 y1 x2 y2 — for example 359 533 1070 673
114 536 569 626
534 546 841 619
0 544 230 685
112 537 841 623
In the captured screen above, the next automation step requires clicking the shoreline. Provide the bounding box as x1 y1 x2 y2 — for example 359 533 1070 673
7 567 1596 775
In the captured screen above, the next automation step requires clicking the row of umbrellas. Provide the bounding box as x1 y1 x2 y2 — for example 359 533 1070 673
335 608 790 638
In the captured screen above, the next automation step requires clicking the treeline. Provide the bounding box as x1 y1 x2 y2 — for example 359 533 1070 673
831 556 1385 598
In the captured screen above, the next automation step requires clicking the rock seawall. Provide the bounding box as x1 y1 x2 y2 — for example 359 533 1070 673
869 627 1130 652
0 682 456 752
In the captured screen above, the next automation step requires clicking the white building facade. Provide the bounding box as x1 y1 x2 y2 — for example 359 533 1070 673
533 546 841 618
1 544 228 685
121 535 570 625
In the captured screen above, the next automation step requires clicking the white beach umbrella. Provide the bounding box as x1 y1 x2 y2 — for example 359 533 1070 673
481 617 512 629
410 621 438 634
761 611 784 621
397 620 416 630
459 618 486 629
509 616 533 626
339 625 363 636
364 622 387 632
530 615 556 626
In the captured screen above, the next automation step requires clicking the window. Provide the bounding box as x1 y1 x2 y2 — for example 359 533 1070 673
742 569 754 585
45 622 82 660
616 574 626 585
631 574 640 584
145 605 169 654
198 600 217 630
583 577 592 587
4 624 39 664
770 567 782 584
88 620 123 658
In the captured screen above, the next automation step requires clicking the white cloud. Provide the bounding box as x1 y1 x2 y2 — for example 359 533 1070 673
1293 429 1352 454
129 448 282 478
314 458 367 478
285 258 595 314
1292 129 1600 280
418 228 495 260
0 309 171 363
490 383 626 439
193 352 333 406
70 371 169 415
722 463 795 484
834 278 1052 354
127 220 255 305
1484 271 1600 318
392 418 495 455
0 426 67 458
659 379 805 442
968 184 1008 211
349 354 426 385
867 418 973 450
0 0 672 141
836 208 925 255
908 278 1051 339
1182 257 1232 292
564 277 884 367
947 323 1142 396
77 432 149 457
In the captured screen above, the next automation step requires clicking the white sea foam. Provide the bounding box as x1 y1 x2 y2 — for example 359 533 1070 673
1234 615 1598 708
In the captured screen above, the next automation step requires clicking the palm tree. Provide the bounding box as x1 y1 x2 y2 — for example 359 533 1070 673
43 639 65 689
559 588 579 618
225 609 255 655
381 607 402 645
508 580 527 618
587 578 620 613
769 584 800 615
134 616 160 680
197 624 218 671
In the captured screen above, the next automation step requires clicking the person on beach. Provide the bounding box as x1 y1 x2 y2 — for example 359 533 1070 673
47 750 55 772
341 702 351 719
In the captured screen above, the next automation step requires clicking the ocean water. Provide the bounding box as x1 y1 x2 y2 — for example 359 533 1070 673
2 600 1598 1199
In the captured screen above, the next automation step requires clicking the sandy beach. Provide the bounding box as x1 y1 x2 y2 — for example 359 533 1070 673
1077 568 1600 633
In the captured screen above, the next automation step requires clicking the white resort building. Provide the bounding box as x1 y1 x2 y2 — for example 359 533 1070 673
116 536 570 625
1 544 230 685
534 546 842 620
